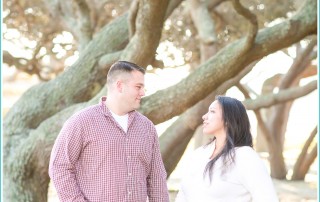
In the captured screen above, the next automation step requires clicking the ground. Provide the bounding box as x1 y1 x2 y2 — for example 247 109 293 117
48 179 317 202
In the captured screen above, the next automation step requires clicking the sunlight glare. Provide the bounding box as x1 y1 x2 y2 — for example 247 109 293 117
21 38 37 49
265 18 286 27
53 31 74 44
185 29 192 37
3 9 10 18
257 4 265 10
164 20 172 30
65 51 79 66
4 28 21 40
156 40 185 67
241 51 293 93
145 65 190 96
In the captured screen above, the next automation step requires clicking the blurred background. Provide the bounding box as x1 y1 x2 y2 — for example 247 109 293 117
3 0 318 201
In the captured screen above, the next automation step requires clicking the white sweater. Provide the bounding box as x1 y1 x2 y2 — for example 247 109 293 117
175 142 279 202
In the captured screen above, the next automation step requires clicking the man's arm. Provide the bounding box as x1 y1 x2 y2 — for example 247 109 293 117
146 125 170 202
49 115 87 202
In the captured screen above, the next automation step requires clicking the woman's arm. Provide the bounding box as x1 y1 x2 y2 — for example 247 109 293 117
236 147 279 202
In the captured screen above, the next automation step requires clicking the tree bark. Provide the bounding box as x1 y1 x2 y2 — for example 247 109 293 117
243 80 317 110
121 0 170 66
265 36 316 178
255 74 282 152
139 0 317 124
4 15 129 137
291 127 318 180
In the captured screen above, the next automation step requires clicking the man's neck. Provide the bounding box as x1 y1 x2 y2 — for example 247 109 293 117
106 98 127 116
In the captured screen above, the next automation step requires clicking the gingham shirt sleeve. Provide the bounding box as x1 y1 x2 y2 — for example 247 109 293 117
49 115 87 202
147 125 170 202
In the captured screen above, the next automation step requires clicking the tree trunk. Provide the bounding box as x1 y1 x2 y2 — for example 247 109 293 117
140 0 317 123
269 142 287 179
255 74 282 152
291 127 318 180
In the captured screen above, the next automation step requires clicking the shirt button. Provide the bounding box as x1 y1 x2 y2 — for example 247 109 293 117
128 173 132 176
128 191 131 195
127 156 131 159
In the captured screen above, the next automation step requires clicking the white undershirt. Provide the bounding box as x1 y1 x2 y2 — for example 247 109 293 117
110 111 128 133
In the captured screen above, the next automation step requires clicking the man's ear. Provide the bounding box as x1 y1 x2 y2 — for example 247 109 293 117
116 80 123 93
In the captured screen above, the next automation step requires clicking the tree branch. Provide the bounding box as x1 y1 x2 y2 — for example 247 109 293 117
189 0 216 44
74 0 93 48
128 0 139 38
46 0 92 49
120 0 170 67
291 126 317 180
243 80 317 110
4 15 129 136
231 0 258 52
139 0 317 124
98 51 123 68
207 0 226 9
3 50 28 68
280 37 317 89
4 0 185 136
165 0 185 18
236 84 273 144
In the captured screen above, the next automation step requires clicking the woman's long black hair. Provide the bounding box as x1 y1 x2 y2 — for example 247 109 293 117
204 96 253 181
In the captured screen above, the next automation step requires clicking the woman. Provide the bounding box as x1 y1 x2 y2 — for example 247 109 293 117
175 96 278 202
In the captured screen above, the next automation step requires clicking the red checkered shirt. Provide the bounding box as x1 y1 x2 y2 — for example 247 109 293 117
49 97 169 202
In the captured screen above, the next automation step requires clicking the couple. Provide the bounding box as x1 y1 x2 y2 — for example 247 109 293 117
49 61 278 202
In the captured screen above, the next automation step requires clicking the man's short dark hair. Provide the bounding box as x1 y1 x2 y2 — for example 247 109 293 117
107 61 145 86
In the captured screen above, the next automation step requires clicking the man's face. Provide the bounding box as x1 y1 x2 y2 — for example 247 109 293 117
120 70 145 111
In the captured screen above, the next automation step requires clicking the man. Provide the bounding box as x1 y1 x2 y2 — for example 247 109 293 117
49 61 169 202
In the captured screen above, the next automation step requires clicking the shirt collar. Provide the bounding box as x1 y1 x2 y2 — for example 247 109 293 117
99 96 137 120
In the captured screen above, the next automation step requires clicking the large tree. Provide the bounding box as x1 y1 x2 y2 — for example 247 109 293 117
3 0 317 201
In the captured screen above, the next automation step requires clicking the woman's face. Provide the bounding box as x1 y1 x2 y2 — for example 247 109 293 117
202 100 225 135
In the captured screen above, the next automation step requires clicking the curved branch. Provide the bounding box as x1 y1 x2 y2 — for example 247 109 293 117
46 0 92 49
280 38 317 89
3 50 27 68
4 0 185 137
236 84 272 144
98 51 123 68
4 15 129 136
139 0 317 124
3 50 43 78
128 0 139 38
165 0 185 18
208 0 226 9
243 80 317 110
231 0 258 52
292 126 318 180
189 0 216 44
74 0 93 47
120 0 170 67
